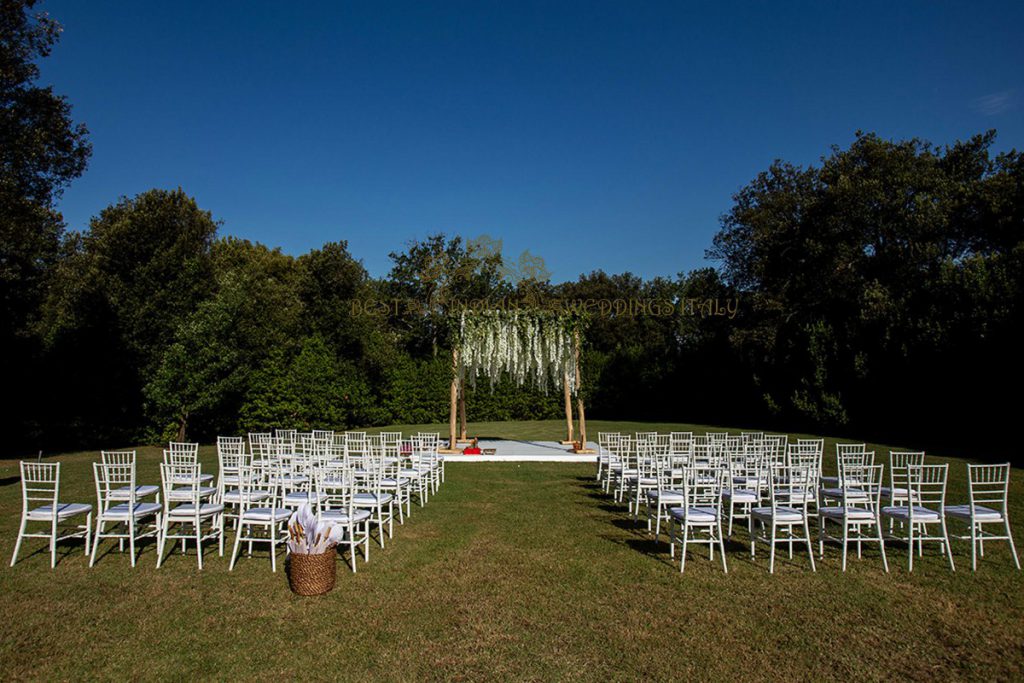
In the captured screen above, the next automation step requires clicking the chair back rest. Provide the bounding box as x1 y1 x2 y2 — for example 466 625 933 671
889 451 926 492
839 462 883 509
684 465 723 509
162 462 203 506
316 462 354 515
706 432 729 446
770 463 816 511
101 450 136 466
729 445 761 490
274 429 297 447
94 461 136 511
164 449 198 467
168 441 199 456
20 461 60 513
236 463 277 510
669 432 693 455
907 463 948 511
966 463 1011 512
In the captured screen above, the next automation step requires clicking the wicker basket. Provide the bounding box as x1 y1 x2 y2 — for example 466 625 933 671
287 550 337 596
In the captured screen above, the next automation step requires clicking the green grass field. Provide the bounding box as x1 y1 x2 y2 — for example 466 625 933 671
1 420 1022 681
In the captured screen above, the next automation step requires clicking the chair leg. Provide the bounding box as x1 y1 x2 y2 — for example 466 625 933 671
907 522 915 572
128 518 137 568
941 519 956 572
877 519 889 573
680 523 689 573
805 520 816 572
1006 519 1021 570
970 519 977 572
270 523 277 573
717 520 728 573
768 523 777 574
840 522 848 571
196 517 203 570
229 523 242 570
50 518 58 569
90 519 103 567
156 514 168 568
84 513 93 557
10 517 27 567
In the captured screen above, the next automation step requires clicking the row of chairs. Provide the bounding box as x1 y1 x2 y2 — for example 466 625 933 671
10 431 446 571
597 431 1020 573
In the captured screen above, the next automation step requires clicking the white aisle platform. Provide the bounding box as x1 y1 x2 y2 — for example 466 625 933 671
445 439 599 462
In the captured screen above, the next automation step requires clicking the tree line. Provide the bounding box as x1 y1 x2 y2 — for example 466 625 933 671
3 2 1021 456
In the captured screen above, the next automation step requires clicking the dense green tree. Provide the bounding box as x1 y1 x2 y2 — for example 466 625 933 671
709 131 1023 449
2 0 91 449
145 237 303 439
387 234 509 356
41 189 217 444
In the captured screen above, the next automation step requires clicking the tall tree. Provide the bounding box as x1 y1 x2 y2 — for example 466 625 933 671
2 0 91 449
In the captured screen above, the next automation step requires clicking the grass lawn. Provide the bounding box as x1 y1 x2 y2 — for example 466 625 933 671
1 420 1022 680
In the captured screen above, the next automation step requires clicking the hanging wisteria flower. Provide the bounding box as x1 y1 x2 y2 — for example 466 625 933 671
456 310 582 395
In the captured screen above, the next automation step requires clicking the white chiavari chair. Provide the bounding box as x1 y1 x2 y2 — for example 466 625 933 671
819 462 888 571
751 463 817 573
318 462 372 571
229 464 291 572
668 465 728 573
944 463 1020 571
157 462 224 569
90 461 161 567
11 462 92 568
881 463 955 572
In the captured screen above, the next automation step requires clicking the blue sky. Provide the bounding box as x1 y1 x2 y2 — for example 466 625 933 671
44 1 1024 282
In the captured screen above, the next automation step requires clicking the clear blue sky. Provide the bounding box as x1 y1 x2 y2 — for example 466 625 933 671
44 1 1024 282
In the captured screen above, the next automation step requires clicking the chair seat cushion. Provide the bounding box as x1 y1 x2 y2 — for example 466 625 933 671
168 502 224 517
943 504 1003 522
820 475 840 487
751 506 805 523
171 473 214 484
881 505 940 521
380 478 410 487
320 509 372 524
220 474 240 485
241 507 291 522
820 487 867 501
102 502 162 520
880 486 910 498
222 489 270 504
353 493 394 506
168 486 217 500
820 505 876 521
626 476 658 486
669 506 719 523
27 503 92 520
723 488 759 503
284 491 327 504
110 485 160 499
646 489 685 502
398 469 422 479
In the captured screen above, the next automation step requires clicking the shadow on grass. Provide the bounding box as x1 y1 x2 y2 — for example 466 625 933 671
0 476 19 487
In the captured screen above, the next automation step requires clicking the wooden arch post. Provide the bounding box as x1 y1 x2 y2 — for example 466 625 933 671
446 346 459 452
572 329 593 453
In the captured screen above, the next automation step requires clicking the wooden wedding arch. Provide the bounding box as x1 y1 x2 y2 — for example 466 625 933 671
441 311 592 453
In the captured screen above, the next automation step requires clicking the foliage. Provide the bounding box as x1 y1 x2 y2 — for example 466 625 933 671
708 131 1024 445
1 0 90 446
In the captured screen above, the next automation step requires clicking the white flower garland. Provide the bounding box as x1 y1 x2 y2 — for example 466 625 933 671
456 311 578 394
